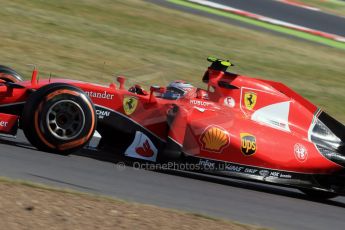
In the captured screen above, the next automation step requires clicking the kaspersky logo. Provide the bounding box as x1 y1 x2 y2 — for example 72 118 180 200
240 133 257 156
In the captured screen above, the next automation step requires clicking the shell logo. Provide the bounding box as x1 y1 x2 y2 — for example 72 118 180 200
200 126 230 153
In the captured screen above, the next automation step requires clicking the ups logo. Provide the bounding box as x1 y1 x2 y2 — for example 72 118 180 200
240 133 257 156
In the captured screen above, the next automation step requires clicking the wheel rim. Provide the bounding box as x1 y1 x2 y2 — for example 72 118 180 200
46 100 86 141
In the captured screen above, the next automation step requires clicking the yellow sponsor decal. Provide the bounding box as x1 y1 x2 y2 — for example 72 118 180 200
123 96 138 115
244 92 257 110
200 126 230 153
240 133 257 156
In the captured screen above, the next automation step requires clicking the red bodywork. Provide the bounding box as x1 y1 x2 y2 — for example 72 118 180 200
1 62 344 194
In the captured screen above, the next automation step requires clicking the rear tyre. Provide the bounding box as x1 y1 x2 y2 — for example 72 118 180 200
0 65 24 82
300 189 338 200
22 83 96 154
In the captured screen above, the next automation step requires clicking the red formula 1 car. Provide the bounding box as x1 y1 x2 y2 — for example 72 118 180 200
0 57 344 199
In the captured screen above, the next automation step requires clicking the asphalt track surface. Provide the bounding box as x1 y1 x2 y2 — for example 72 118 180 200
149 0 345 49
1 132 345 230
190 0 345 37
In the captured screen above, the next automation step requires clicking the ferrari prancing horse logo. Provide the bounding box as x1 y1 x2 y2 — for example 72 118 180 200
244 92 257 110
123 96 138 115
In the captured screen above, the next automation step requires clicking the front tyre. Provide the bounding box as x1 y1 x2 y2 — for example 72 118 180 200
22 83 96 154
0 65 24 82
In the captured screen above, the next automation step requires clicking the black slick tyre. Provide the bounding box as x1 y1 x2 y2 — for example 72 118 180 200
22 83 96 154
0 65 24 82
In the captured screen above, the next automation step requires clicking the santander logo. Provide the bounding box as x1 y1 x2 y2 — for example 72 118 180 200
124 131 158 162
0 121 8 127
85 91 114 100
135 140 154 157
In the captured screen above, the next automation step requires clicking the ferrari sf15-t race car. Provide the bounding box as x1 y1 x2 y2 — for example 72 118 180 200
0 57 344 199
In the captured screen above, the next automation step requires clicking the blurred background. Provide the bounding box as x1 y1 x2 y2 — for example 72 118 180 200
0 0 344 123
1 1 345 229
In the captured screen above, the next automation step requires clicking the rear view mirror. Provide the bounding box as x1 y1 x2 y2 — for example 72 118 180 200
149 85 166 103
150 85 166 94
0 80 24 97
117 76 126 90
0 80 8 95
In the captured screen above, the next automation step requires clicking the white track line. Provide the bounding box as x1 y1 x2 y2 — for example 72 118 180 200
272 0 321 11
188 0 345 43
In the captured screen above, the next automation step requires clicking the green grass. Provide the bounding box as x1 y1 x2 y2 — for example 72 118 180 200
0 0 344 123
298 0 345 17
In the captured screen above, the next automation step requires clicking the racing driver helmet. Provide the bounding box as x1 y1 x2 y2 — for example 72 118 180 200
162 80 196 100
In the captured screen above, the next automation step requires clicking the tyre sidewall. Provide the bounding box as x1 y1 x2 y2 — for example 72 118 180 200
0 65 23 82
23 83 96 153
